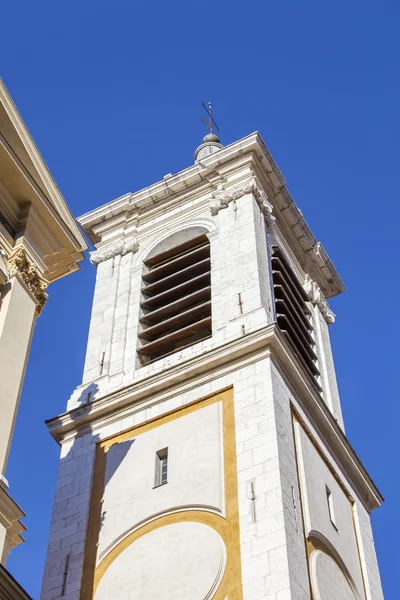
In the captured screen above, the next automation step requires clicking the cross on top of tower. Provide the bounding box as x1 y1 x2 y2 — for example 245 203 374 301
201 102 220 134
200 101 221 143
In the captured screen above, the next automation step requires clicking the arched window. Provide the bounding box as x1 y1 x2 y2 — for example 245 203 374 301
137 231 212 365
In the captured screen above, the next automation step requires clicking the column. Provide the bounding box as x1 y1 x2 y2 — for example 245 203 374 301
0 275 37 474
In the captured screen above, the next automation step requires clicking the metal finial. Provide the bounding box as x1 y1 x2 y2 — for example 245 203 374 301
201 101 220 135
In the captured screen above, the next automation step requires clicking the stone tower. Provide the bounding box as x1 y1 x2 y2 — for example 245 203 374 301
41 132 383 600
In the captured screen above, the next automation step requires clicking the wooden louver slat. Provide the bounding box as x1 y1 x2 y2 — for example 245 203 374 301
142 243 210 284
140 272 211 312
141 257 211 298
271 246 320 384
138 234 212 364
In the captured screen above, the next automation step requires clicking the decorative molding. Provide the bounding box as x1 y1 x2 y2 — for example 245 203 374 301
97 503 225 564
210 178 275 224
90 235 139 265
0 484 26 553
303 274 335 324
7 247 48 315
0 564 32 600
0 249 9 285
81 389 242 600
77 132 344 298
46 323 383 512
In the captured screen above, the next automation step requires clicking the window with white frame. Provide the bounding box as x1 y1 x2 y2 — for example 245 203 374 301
154 448 168 487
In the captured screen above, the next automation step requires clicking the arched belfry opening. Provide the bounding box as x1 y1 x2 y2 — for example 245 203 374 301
137 229 212 365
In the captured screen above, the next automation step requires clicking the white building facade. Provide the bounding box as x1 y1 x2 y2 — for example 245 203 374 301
41 133 383 600
0 79 87 598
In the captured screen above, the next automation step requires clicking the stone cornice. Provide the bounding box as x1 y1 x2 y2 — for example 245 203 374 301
90 234 139 265
303 274 336 324
0 564 32 599
0 485 26 551
0 80 86 250
77 132 344 299
0 80 87 283
46 324 382 512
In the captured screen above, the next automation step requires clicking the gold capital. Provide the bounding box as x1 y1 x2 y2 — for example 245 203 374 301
7 247 48 315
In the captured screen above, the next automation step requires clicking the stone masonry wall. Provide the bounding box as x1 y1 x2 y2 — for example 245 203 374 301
270 362 384 600
68 191 274 412
42 355 310 600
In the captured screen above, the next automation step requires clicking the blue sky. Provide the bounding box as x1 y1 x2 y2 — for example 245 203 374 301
2 0 399 597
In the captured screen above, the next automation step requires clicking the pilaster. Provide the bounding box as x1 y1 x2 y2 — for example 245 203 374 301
0 274 37 474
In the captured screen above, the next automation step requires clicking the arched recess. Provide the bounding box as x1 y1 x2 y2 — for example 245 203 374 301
132 218 217 268
308 532 362 600
79 388 242 600
98 504 225 563
147 226 208 260
136 220 215 365
93 512 229 600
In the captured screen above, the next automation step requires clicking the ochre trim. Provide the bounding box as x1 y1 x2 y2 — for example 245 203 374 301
292 408 353 501
80 445 106 600
290 412 313 598
292 411 367 600
80 387 242 600
98 385 232 449
307 541 359 600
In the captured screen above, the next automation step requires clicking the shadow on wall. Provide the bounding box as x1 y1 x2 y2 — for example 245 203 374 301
75 382 99 406
41 382 134 599
104 440 134 488
100 439 135 536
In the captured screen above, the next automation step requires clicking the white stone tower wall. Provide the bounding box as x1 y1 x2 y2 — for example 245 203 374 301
41 357 382 600
312 305 344 429
69 188 276 411
70 189 341 420
40 133 384 600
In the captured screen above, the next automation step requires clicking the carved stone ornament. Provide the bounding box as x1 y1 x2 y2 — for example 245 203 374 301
7 247 48 315
210 178 276 224
303 274 335 324
90 235 139 265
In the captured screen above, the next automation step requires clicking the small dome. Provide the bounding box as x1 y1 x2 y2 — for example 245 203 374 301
202 133 220 144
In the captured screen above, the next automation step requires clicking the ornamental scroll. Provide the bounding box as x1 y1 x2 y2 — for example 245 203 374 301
7 247 48 315
303 274 335 324
210 178 275 224
90 235 139 265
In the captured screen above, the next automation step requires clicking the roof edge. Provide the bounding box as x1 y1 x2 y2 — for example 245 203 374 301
0 79 87 253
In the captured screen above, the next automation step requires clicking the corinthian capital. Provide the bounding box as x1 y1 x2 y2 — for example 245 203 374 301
303 274 335 324
7 247 48 315
210 178 275 224
90 234 139 265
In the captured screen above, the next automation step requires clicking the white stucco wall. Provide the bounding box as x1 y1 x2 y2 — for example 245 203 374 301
95 522 225 600
98 401 224 559
294 421 365 598
42 357 311 600
310 550 357 600
41 352 384 600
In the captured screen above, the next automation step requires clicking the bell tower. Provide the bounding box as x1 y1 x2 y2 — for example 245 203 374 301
41 132 384 600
